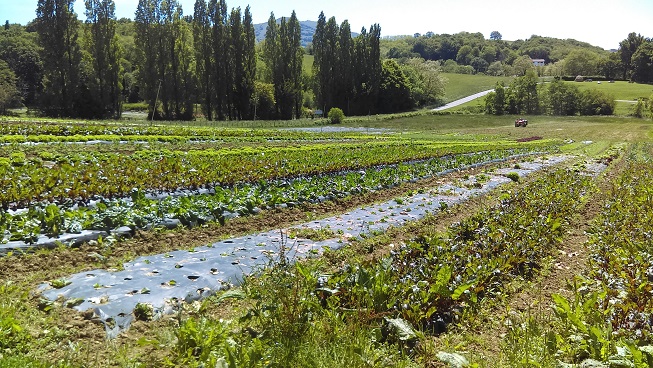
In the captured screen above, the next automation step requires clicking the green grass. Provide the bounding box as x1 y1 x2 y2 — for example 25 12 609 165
303 54 314 74
344 113 653 143
570 80 653 101
442 79 653 116
570 80 653 116
441 73 514 103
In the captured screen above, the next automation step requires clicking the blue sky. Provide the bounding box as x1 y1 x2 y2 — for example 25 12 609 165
2 0 651 50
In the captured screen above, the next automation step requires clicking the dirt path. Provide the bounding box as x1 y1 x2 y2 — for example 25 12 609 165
433 90 494 111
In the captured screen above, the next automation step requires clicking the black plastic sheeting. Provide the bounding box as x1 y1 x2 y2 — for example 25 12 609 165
38 155 583 338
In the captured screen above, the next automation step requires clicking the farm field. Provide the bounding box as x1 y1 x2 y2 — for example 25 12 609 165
1 113 653 367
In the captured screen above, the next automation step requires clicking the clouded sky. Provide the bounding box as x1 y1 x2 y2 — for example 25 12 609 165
2 0 651 50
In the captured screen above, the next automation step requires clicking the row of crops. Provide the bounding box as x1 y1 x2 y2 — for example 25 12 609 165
0 120 376 143
0 140 556 208
2 144 553 246
547 145 653 365
322 167 595 334
146 156 608 367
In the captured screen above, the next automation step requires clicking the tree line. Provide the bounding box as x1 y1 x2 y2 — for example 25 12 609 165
1 2 652 119
2 0 432 120
484 71 616 117
383 31 653 83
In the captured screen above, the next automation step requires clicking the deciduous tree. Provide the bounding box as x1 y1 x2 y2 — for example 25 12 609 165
377 59 412 113
35 0 82 117
619 32 645 80
263 11 303 119
0 25 42 106
0 59 20 114
490 31 502 41
631 40 653 83
85 0 122 118
193 0 213 120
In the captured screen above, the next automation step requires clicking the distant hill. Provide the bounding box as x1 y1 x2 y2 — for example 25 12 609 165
253 19 358 47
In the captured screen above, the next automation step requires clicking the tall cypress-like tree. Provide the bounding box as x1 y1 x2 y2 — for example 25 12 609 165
134 0 161 119
312 12 327 112
135 0 193 120
322 17 338 112
85 0 122 118
193 0 213 120
335 20 353 114
172 6 195 120
313 13 381 116
228 7 243 119
241 6 256 120
312 14 339 114
286 11 303 118
35 0 82 117
159 0 177 119
352 24 381 115
196 1 255 121
209 0 228 120
262 12 279 117
264 11 303 120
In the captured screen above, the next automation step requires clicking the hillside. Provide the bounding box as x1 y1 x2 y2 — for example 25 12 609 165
253 19 317 46
253 19 358 47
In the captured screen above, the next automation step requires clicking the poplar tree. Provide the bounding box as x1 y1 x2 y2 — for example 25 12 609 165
35 0 82 117
85 0 122 118
264 11 303 119
241 6 256 120
312 12 327 112
159 0 176 119
352 24 381 115
313 13 381 116
311 14 338 113
193 0 213 120
230 7 257 120
209 0 228 120
135 0 193 120
262 12 279 117
228 7 242 119
335 20 353 114
171 5 195 120
134 0 161 119
285 11 303 118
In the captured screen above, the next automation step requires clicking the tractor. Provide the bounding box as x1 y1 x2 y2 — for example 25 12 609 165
515 118 528 127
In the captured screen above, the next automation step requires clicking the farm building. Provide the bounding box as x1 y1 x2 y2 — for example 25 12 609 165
531 58 545 67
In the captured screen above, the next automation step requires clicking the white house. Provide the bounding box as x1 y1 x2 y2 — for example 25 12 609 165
531 58 545 67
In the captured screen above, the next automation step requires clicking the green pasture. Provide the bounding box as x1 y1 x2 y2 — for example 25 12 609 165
573 80 653 116
441 73 514 103
572 79 653 101
446 77 653 117
344 113 653 144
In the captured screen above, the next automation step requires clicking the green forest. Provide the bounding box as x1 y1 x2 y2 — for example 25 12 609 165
1 0 652 120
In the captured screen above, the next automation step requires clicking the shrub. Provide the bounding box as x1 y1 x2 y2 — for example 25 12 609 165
506 172 520 182
579 89 615 115
327 107 345 124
